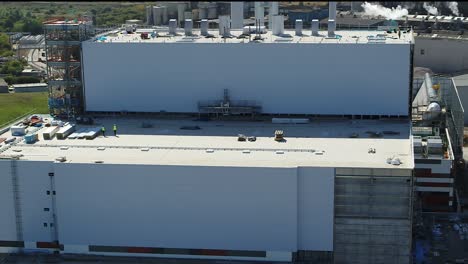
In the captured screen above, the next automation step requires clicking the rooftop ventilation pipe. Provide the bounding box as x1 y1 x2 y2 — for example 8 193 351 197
231 2 244 29
295 19 303 36
201 19 209 35
169 19 177 35
255 2 265 27
328 19 335 37
269 2 279 30
311 19 319 36
219 15 231 37
153 6 162 26
329 1 337 21
272 15 284 35
185 19 193 36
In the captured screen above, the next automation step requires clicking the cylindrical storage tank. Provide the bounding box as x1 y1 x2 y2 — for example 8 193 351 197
328 19 335 37
169 19 177 35
295 19 303 36
146 6 153 25
311 19 319 35
269 2 279 29
231 2 244 29
192 9 199 21
185 19 193 36
272 15 284 35
207 4 217 19
329 1 337 20
199 8 207 19
178 3 186 26
184 11 193 20
201 19 209 35
219 15 231 36
255 2 265 26
153 6 162 26
161 6 168 24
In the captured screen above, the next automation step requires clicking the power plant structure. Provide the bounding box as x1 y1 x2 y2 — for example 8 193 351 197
0 2 435 264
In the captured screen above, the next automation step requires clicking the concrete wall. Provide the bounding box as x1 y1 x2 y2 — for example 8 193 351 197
414 37 468 74
0 160 17 253
82 42 411 116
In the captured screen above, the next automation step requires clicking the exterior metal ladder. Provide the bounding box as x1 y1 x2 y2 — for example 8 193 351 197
11 158 23 244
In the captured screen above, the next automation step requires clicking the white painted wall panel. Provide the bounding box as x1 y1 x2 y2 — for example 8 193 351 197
16 161 54 243
54 164 299 251
297 167 334 251
83 42 411 116
0 160 16 243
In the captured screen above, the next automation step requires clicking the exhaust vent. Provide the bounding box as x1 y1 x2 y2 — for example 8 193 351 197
169 19 177 35
328 19 336 37
272 15 284 36
295 19 303 36
184 19 193 36
311 19 319 36
201 19 209 35
219 15 231 37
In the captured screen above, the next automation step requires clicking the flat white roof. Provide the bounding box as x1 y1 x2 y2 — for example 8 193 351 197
0 117 414 169
93 28 413 45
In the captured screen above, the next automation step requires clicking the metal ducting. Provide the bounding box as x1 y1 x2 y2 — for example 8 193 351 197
169 19 177 35
201 19 209 36
328 19 336 37
311 19 319 36
185 19 193 36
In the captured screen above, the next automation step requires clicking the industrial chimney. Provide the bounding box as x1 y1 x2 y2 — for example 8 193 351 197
169 19 177 35
219 15 231 37
255 2 265 27
328 19 336 37
269 2 279 30
272 15 284 36
311 19 319 36
201 19 209 36
185 19 193 36
231 2 244 29
295 19 303 36
328 1 337 35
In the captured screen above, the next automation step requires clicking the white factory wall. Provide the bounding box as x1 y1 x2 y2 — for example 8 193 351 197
83 42 411 116
414 37 468 74
0 160 17 252
54 163 335 252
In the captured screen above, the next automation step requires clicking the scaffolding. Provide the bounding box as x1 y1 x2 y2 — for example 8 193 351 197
44 17 94 120
198 89 262 118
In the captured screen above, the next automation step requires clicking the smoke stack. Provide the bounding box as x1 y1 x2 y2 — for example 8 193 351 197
169 19 177 35
311 19 319 36
184 19 193 36
231 2 244 29
328 19 335 37
255 2 265 27
272 15 284 35
329 1 337 21
201 19 209 36
295 19 303 36
269 2 279 29
219 15 231 36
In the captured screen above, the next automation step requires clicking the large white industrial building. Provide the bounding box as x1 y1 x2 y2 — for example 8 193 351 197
1 2 417 264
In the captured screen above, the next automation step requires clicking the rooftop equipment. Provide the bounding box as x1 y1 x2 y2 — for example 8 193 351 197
169 19 177 35
329 1 337 21
413 136 423 154
269 2 279 29
184 19 193 36
219 15 231 37
231 2 244 29
255 2 265 27
328 19 336 37
274 130 284 141
272 15 284 36
295 19 303 36
311 19 319 36
427 136 443 154
201 19 209 36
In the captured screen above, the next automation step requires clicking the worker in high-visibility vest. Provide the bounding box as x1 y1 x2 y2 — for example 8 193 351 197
113 124 117 136
101 126 106 137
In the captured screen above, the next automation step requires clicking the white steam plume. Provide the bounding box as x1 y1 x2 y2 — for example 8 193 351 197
361 2 409 20
445 2 460 16
423 2 439 15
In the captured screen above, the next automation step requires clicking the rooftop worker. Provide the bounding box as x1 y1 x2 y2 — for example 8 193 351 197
113 124 117 136
101 126 106 137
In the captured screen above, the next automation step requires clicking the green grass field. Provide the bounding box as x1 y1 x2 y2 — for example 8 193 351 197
0 92 48 127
